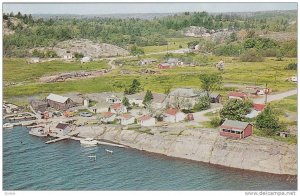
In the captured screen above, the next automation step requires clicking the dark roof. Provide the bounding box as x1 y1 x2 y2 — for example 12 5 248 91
221 120 250 130
56 123 69 130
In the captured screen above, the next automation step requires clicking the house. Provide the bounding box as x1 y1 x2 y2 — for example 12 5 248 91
127 92 145 107
81 56 92 64
64 93 84 106
139 59 157 65
127 92 167 108
28 57 40 64
245 104 266 118
105 94 122 104
158 63 171 69
152 93 167 109
119 114 135 125
163 108 186 123
228 92 248 101
90 102 110 113
63 53 73 60
30 100 48 113
54 123 72 136
220 119 253 139
100 112 116 123
110 103 127 114
210 92 222 103
138 115 156 126
46 93 74 110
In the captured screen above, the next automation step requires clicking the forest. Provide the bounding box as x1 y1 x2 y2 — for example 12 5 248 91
3 10 297 58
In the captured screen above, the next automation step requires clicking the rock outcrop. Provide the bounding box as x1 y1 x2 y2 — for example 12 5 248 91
78 126 297 175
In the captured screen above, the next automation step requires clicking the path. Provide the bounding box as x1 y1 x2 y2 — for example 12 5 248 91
253 89 297 104
193 104 223 122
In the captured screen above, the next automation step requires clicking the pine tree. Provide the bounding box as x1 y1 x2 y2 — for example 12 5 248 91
143 90 153 105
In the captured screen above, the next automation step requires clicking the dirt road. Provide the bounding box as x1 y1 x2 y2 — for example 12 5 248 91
253 89 297 104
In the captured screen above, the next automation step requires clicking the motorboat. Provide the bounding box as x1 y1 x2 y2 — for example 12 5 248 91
29 127 48 137
80 138 98 146
3 123 13 129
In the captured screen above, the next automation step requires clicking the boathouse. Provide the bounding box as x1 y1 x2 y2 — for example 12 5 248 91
46 93 74 111
220 119 253 139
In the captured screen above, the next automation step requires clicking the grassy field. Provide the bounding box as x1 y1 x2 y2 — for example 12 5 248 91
3 56 297 99
4 58 110 83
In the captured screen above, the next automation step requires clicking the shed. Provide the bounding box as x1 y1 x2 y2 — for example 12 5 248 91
46 93 74 111
55 123 72 136
138 115 156 127
220 119 253 139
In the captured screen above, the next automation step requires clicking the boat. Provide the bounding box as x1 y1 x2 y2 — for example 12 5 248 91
3 123 13 129
80 138 98 146
105 149 113 154
29 127 48 137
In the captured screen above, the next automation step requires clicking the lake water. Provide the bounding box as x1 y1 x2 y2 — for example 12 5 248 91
3 126 297 190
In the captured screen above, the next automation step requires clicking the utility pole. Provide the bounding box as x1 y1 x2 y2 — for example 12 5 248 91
264 82 268 104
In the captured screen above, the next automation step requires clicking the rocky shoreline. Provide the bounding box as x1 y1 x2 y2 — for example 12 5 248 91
76 125 297 176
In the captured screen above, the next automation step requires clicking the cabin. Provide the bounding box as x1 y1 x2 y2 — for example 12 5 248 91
228 92 248 101
81 56 92 64
119 114 135 125
46 93 74 111
138 115 156 126
30 100 48 113
158 63 171 69
55 123 72 136
109 103 127 114
100 112 116 123
220 119 253 139
163 108 186 123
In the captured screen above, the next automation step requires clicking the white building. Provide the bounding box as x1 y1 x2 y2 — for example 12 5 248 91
139 115 156 127
28 57 40 64
163 108 186 123
90 102 110 113
81 56 92 64
110 103 127 114
100 112 116 123
119 114 135 125
63 53 73 60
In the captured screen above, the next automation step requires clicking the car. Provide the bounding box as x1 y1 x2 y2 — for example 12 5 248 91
80 112 93 117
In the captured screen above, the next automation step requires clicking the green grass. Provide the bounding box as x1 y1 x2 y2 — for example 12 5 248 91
254 128 297 144
4 58 110 83
270 95 297 113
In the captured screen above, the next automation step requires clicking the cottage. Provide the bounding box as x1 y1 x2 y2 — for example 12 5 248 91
54 123 72 136
158 63 171 69
127 92 167 108
100 112 116 123
63 53 73 60
138 115 156 126
30 100 48 113
119 114 135 125
139 59 157 65
28 57 40 64
228 92 248 101
163 108 186 123
81 56 92 64
90 102 110 113
110 103 127 114
220 119 253 139
46 93 74 110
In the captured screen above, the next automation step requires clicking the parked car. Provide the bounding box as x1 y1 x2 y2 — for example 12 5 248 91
80 112 93 117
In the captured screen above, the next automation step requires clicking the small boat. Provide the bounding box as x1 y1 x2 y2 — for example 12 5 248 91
29 127 48 137
105 149 113 154
80 138 98 146
88 155 97 160
3 123 13 129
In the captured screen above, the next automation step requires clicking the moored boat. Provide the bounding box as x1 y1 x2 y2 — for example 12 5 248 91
3 123 13 129
29 127 48 137
80 138 98 146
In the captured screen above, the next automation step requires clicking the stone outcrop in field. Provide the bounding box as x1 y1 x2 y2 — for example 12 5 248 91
78 126 297 175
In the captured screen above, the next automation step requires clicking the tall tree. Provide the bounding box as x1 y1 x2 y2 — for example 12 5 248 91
220 99 252 121
255 106 282 136
199 73 222 97
143 90 153 105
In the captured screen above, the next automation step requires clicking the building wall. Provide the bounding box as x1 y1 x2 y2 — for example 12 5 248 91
141 118 156 126
47 99 73 110
243 124 253 138
129 99 143 107
163 115 176 123
219 131 242 139
121 117 135 125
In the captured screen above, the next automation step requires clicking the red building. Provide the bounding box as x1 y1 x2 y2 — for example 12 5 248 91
158 63 171 69
253 103 265 112
220 119 253 139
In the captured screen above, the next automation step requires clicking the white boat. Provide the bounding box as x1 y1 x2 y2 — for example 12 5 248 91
3 123 13 129
80 138 98 146
29 127 48 137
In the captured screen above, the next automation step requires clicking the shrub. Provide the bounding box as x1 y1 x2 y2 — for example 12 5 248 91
284 63 297 70
210 116 224 128
193 96 211 111
240 48 264 62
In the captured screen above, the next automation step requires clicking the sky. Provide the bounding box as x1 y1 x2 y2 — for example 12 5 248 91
2 2 297 15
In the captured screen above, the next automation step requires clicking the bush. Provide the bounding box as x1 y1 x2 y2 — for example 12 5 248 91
284 63 297 70
193 96 211 111
74 52 84 59
210 116 224 128
240 48 264 62
220 99 252 121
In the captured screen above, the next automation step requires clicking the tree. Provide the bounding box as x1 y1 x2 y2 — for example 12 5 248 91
199 73 222 97
130 45 144 56
74 52 84 59
284 63 297 70
193 95 211 111
220 99 252 121
125 79 141 95
255 106 282 136
143 90 153 105
122 96 130 107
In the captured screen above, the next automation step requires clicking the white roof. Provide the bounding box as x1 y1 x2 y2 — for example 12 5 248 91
47 93 69 103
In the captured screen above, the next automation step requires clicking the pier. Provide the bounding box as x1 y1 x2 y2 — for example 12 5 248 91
45 136 70 144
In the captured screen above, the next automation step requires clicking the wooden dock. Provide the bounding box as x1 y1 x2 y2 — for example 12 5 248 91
45 136 70 144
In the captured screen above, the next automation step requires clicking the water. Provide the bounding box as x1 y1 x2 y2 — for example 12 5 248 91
3 126 297 190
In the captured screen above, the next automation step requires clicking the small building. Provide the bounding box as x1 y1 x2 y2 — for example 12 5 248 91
279 132 290 138
46 93 74 111
158 63 171 69
55 123 72 136
90 102 110 113
220 119 253 139
163 108 186 123
100 112 116 123
30 100 48 113
139 59 157 66
63 53 73 60
127 92 167 108
28 57 40 64
138 115 156 127
119 114 135 125
106 95 122 104
81 56 92 64
110 103 127 114
228 92 248 101
245 104 266 118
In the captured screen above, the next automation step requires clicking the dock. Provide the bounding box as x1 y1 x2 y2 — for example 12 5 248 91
45 136 70 144
69 137 127 148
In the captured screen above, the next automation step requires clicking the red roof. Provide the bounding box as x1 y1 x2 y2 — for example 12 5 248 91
102 112 115 118
253 104 265 111
120 113 134 119
165 108 179 116
139 115 152 121
228 92 247 98
111 103 123 109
